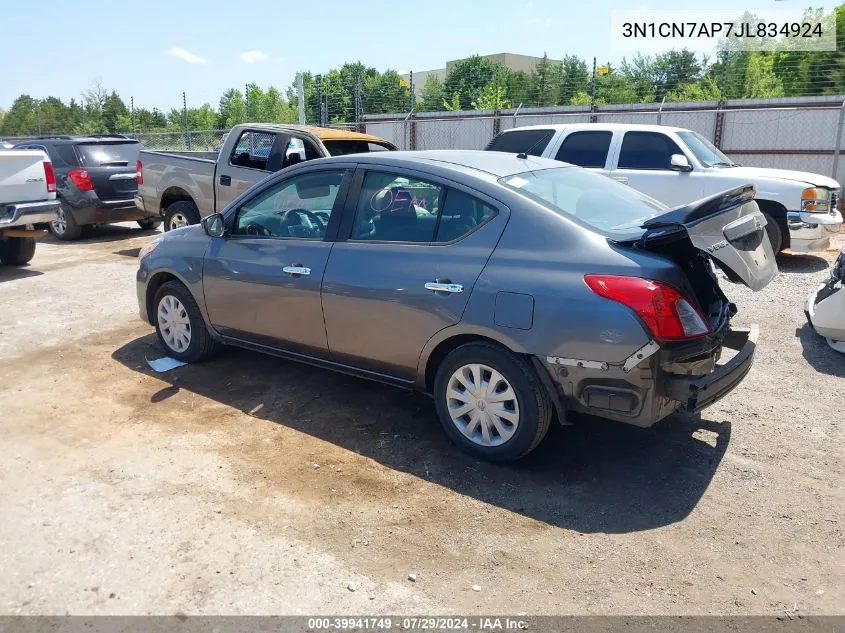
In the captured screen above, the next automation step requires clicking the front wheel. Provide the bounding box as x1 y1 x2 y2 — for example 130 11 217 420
433 342 553 462
164 201 200 232
762 211 783 254
153 280 218 362
0 236 37 265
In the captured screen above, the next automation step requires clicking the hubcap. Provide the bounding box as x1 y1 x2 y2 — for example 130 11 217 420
446 363 519 447
168 213 189 231
52 207 67 234
157 295 191 353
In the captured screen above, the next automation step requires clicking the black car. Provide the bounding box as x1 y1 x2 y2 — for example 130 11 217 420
13 135 160 240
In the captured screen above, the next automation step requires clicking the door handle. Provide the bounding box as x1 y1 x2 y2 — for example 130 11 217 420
612 176 628 183
282 265 311 276
219 175 232 186
425 282 463 294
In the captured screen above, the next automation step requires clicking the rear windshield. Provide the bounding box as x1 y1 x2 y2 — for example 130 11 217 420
322 140 394 156
498 167 667 239
77 142 140 167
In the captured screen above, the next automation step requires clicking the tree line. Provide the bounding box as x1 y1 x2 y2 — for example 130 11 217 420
1 5 842 137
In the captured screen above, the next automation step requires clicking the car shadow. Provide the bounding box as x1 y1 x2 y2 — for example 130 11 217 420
777 252 829 273
112 335 730 534
0 266 43 282
114 247 141 258
42 224 160 245
795 322 845 377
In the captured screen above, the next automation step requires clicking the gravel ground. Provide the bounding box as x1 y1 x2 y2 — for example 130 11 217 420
0 224 842 616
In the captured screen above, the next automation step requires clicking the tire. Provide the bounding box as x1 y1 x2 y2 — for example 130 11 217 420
762 211 783 254
152 280 218 363
50 202 82 241
0 236 37 265
433 342 552 462
164 201 200 232
137 218 162 230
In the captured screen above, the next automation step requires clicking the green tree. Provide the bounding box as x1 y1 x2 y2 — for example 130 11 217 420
529 53 557 106
443 55 500 109
102 91 128 133
443 92 462 111
558 55 590 105
419 75 445 112
471 83 511 110
743 54 784 98
218 89 247 128
666 76 722 102
505 69 531 107
79 82 108 134
0 95 39 136
187 103 218 130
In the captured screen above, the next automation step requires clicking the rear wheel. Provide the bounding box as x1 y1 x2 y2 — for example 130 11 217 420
164 201 200 231
761 211 783 254
433 342 552 462
0 236 36 265
138 218 162 230
153 280 218 363
50 202 82 241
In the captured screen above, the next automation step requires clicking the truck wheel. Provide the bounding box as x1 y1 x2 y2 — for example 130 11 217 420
433 342 552 463
153 280 218 363
50 202 83 241
137 219 162 230
164 201 200 231
0 236 37 265
762 212 783 254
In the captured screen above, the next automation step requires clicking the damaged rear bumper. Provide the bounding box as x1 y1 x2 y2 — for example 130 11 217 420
662 326 757 413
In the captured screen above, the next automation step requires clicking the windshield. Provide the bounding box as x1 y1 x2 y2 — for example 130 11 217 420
77 141 140 167
677 131 736 168
499 167 667 239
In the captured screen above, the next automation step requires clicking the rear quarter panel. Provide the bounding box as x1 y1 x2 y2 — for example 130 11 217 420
139 150 216 216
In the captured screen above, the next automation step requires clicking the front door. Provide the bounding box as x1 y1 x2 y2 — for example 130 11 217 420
202 167 351 356
215 129 284 211
321 168 508 379
609 130 704 207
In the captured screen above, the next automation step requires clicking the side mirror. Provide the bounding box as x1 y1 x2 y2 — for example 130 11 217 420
670 154 693 172
201 213 225 238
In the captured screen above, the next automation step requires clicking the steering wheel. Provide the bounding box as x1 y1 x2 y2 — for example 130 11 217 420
282 208 325 229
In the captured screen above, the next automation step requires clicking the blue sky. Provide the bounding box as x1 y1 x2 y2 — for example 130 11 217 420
1 0 839 111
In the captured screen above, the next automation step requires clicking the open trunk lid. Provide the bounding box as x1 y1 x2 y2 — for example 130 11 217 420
77 141 140 201
636 185 778 291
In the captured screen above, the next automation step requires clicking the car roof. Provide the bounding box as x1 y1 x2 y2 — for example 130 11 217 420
234 123 391 145
500 122 689 134
14 135 138 145
320 149 569 179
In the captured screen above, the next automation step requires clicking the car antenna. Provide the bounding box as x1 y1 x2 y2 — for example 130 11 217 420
516 135 548 159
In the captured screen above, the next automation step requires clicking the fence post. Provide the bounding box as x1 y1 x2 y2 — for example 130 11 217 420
713 98 726 149
657 95 666 125
831 99 845 181
296 73 306 125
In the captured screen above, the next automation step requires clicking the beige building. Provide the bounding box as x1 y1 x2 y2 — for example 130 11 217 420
402 53 560 97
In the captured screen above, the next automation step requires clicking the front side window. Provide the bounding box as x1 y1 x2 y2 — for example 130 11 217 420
499 167 666 239
350 172 443 243
555 131 613 168
234 169 346 239
617 132 684 170
229 130 277 171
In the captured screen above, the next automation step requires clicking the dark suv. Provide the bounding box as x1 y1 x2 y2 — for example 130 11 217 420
13 135 161 240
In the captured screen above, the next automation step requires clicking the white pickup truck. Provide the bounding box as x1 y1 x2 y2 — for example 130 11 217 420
0 149 60 265
486 123 843 253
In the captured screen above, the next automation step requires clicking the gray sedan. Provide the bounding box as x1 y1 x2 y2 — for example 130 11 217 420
136 150 777 462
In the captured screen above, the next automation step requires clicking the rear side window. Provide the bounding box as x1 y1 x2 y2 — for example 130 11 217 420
322 140 393 156
77 142 139 167
486 129 554 156
229 130 277 171
555 131 613 168
51 144 80 168
434 190 497 243
618 132 683 170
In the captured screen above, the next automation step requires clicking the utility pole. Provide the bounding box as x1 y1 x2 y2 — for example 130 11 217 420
36 100 42 136
316 74 323 126
130 96 136 135
590 56 597 109
409 71 415 113
182 91 192 150
244 82 250 118
296 73 305 124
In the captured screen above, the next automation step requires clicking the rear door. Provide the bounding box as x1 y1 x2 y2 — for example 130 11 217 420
641 185 778 291
75 141 141 202
215 129 284 210
321 167 508 379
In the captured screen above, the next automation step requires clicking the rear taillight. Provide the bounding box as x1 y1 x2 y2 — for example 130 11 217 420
136 160 143 185
584 275 711 341
43 161 56 193
68 168 94 191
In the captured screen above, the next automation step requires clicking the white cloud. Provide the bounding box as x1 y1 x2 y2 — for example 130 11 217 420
167 47 207 64
240 50 270 64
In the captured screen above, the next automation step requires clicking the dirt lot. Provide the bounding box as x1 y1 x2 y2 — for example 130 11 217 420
0 225 842 616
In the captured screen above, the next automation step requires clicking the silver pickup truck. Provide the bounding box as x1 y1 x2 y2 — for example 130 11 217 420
136 123 397 231
0 149 60 265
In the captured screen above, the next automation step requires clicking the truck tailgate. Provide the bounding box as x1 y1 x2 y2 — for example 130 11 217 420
0 150 54 205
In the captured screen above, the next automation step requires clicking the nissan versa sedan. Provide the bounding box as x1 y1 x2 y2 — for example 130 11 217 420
136 151 778 462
